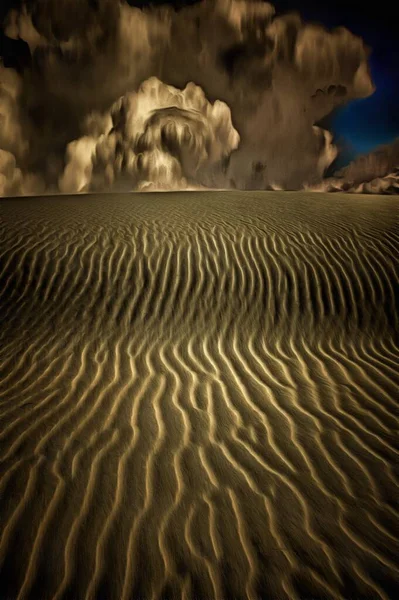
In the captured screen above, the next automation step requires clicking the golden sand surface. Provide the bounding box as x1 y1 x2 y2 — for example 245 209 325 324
0 191 398 600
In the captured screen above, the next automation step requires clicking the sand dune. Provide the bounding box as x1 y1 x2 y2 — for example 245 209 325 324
0 191 398 600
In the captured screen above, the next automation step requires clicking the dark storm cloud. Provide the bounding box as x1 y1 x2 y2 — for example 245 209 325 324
0 0 382 195
5 0 119 49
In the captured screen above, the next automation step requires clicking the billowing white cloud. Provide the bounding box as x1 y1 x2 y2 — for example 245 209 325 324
59 77 240 193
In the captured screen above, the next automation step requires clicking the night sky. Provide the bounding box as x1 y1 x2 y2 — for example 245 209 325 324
1 0 398 164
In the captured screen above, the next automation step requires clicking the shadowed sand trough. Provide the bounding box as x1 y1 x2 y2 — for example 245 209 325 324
0 191 398 600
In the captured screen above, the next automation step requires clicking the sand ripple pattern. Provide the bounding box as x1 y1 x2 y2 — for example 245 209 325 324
0 191 398 600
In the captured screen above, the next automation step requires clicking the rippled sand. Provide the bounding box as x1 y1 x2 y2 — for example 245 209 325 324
0 191 398 600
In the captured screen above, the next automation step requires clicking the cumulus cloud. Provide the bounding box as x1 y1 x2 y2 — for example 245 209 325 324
0 63 45 195
59 77 240 193
0 64 28 160
0 148 44 196
1 0 391 196
4 0 170 112
334 138 399 184
161 0 374 189
307 170 399 195
308 138 399 194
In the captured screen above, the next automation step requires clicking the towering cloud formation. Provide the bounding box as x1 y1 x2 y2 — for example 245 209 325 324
59 77 239 193
162 0 373 189
0 0 388 196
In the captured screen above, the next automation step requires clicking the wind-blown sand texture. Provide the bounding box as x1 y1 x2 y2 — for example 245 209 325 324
0 191 398 600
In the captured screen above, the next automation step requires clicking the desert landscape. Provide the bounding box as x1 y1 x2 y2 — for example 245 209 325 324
0 190 398 599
